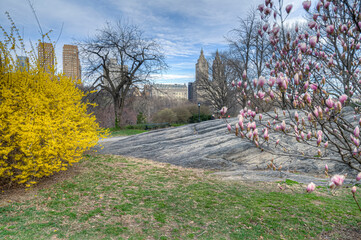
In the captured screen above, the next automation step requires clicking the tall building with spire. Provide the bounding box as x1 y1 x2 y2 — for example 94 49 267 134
63 44 81 83
212 50 225 84
38 42 54 73
193 49 209 103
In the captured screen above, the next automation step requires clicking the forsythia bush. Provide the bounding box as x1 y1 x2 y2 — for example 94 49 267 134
0 29 104 187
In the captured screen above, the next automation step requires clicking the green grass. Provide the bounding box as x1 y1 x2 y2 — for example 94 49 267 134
1 154 360 239
108 128 148 137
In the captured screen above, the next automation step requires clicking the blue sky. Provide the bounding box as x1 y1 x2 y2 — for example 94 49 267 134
0 0 305 84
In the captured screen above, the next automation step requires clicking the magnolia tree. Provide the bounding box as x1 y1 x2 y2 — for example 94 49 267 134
224 0 361 211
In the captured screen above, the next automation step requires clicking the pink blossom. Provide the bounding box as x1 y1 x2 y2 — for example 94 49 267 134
335 101 342 111
258 91 265 99
326 98 333 108
258 76 266 88
324 141 328 148
268 77 276 87
258 4 264 12
352 186 357 194
309 36 317 48
220 106 228 116
285 4 293 14
264 7 271 15
339 95 348 104
356 172 361 181
259 114 263 121
326 25 334 34
341 24 348 32
302 1 311 11
276 139 280 146
238 81 242 88
306 182 316 193
325 164 328 172
253 78 258 88
269 91 275 100
227 124 231 132
300 42 307 53
331 175 345 186
263 24 269 32
310 84 318 91
231 80 235 87
354 126 360 138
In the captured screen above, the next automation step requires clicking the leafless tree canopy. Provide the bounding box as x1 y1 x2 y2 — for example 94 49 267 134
78 21 167 127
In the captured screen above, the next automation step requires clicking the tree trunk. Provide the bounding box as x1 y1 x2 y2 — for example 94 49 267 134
113 95 121 128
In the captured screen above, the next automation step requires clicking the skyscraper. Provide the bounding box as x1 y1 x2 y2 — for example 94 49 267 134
38 42 54 72
63 44 81 82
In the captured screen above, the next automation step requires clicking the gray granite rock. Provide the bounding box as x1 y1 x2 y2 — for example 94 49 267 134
97 116 358 185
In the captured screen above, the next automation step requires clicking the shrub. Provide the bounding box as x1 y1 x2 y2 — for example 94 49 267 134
152 108 177 123
0 22 105 187
172 107 192 123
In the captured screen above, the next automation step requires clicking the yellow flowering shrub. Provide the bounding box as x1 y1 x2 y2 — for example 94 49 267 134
0 21 105 187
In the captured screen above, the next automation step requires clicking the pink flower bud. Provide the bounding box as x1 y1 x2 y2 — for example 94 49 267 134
231 80 235 87
339 95 348 105
269 91 275 100
357 172 361 181
308 21 317 29
306 182 316 192
238 81 242 88
264 128 269 141
281 121 286 131
317 135 322 146
276 139 280 146
352 186 357 194
242 70 247 80
295 111 299 122
317 149 322 156
331 175 345 186
324 141 328 148
304 81 309 91
302 1 311 11
354 126 360 138
325 164 328 172
259 114 263 121
285 4 293 14
258 76 266 88
227 124 231 132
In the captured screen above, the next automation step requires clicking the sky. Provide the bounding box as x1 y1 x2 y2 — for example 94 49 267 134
0 0 305 84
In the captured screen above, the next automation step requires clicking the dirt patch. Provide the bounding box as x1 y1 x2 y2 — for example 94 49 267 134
319 225 361 239
0 163 86 205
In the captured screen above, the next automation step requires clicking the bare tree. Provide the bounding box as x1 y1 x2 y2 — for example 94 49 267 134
226 9 272 109
79 21 167 127
196 50 238 114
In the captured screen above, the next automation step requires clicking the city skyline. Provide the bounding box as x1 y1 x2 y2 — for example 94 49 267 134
0 0 305 84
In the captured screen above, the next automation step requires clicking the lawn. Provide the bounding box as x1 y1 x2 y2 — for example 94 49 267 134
1 154 360 239
108 128 148 137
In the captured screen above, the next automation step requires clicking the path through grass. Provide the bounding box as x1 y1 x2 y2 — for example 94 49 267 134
1 154 360 239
